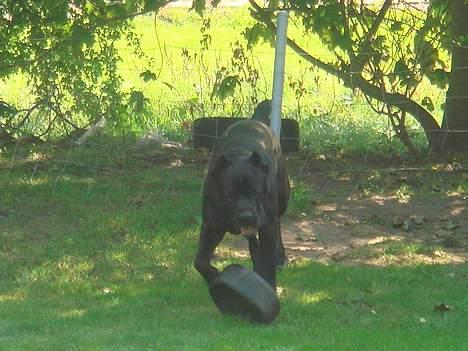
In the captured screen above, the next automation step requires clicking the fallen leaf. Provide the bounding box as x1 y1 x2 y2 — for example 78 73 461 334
446 220 460 231
344 219 358 226
412 215 425 225
403 219 414 232
295 233 316 242
433 303 452 313
433 250 445 257
441 236 461 248
392 216 404 227
434 229 453 238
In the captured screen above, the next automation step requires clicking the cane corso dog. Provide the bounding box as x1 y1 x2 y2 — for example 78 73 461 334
194 101 290 290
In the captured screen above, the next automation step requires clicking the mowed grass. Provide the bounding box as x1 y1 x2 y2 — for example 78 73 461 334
1 143 467 350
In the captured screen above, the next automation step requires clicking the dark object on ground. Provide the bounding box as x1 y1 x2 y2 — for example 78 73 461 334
191 117 299 152
194 102 290 291
209 264 280 324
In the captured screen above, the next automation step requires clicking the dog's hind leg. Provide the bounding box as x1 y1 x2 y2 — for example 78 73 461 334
276 223 287 268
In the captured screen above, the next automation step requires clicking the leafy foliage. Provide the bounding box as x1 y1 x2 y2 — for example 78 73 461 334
0 0 168 141
243 0 464 153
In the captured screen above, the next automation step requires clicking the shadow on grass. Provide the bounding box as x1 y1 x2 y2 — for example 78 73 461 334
1 143 467 350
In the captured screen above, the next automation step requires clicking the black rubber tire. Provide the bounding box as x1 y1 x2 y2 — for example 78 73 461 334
208 264 280 324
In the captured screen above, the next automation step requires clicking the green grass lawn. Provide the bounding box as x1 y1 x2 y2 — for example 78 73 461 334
1 142 467 350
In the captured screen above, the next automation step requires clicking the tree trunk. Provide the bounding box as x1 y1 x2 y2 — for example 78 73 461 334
442 0 468 152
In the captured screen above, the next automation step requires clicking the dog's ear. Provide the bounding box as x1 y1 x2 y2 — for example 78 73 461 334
250 151 268 173
211 155 231 177
251 99 271 125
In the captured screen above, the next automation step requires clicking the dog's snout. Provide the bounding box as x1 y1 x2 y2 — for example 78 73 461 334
239 210 256 226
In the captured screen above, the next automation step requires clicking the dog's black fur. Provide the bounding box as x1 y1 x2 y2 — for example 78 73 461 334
194 101 289 290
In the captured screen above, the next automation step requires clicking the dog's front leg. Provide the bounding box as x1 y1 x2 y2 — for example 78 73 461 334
194 223 225 285
257 220 279 290
247 235 259 271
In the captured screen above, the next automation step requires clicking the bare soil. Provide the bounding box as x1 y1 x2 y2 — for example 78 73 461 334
220 158 468 266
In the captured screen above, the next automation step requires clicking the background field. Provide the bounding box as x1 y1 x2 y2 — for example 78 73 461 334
0 6 447 155
123 7 443 154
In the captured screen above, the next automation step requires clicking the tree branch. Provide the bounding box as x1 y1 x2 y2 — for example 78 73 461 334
248 0 442 150
100 0 177 23
356 0 393 69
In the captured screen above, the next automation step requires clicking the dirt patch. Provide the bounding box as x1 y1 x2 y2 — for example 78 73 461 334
221 161 468 266
284 196 467 264
221 196 468 266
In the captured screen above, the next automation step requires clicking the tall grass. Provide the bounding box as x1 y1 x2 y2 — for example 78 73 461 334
1 6 445 156
118 7 443 155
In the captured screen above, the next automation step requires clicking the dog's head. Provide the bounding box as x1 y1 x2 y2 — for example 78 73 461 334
210 151 271 236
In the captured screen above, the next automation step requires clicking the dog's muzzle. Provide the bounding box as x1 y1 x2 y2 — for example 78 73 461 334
240 226 257 238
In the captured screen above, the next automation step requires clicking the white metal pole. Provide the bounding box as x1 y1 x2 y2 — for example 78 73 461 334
270 11 288 138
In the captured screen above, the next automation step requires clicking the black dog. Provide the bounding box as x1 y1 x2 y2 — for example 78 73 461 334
194 102 289 290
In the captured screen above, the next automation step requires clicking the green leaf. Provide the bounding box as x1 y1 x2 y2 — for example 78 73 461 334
125 0 141 13
71 24 94 54
144 0 163 11
43 0 68 24
394 59 409 77
0 102 17 117
415 40 438 73
0 65 14 79
106 4 127 19
373 35 386 49
392 59 417 88
191 0 206 16
140 70 157 82
212 75 239 99
84 1 105 17
243 23 274 49
421 96 435 112
427 68 449 89
211 0 222 8
334 33 352 51
390 22 403 32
